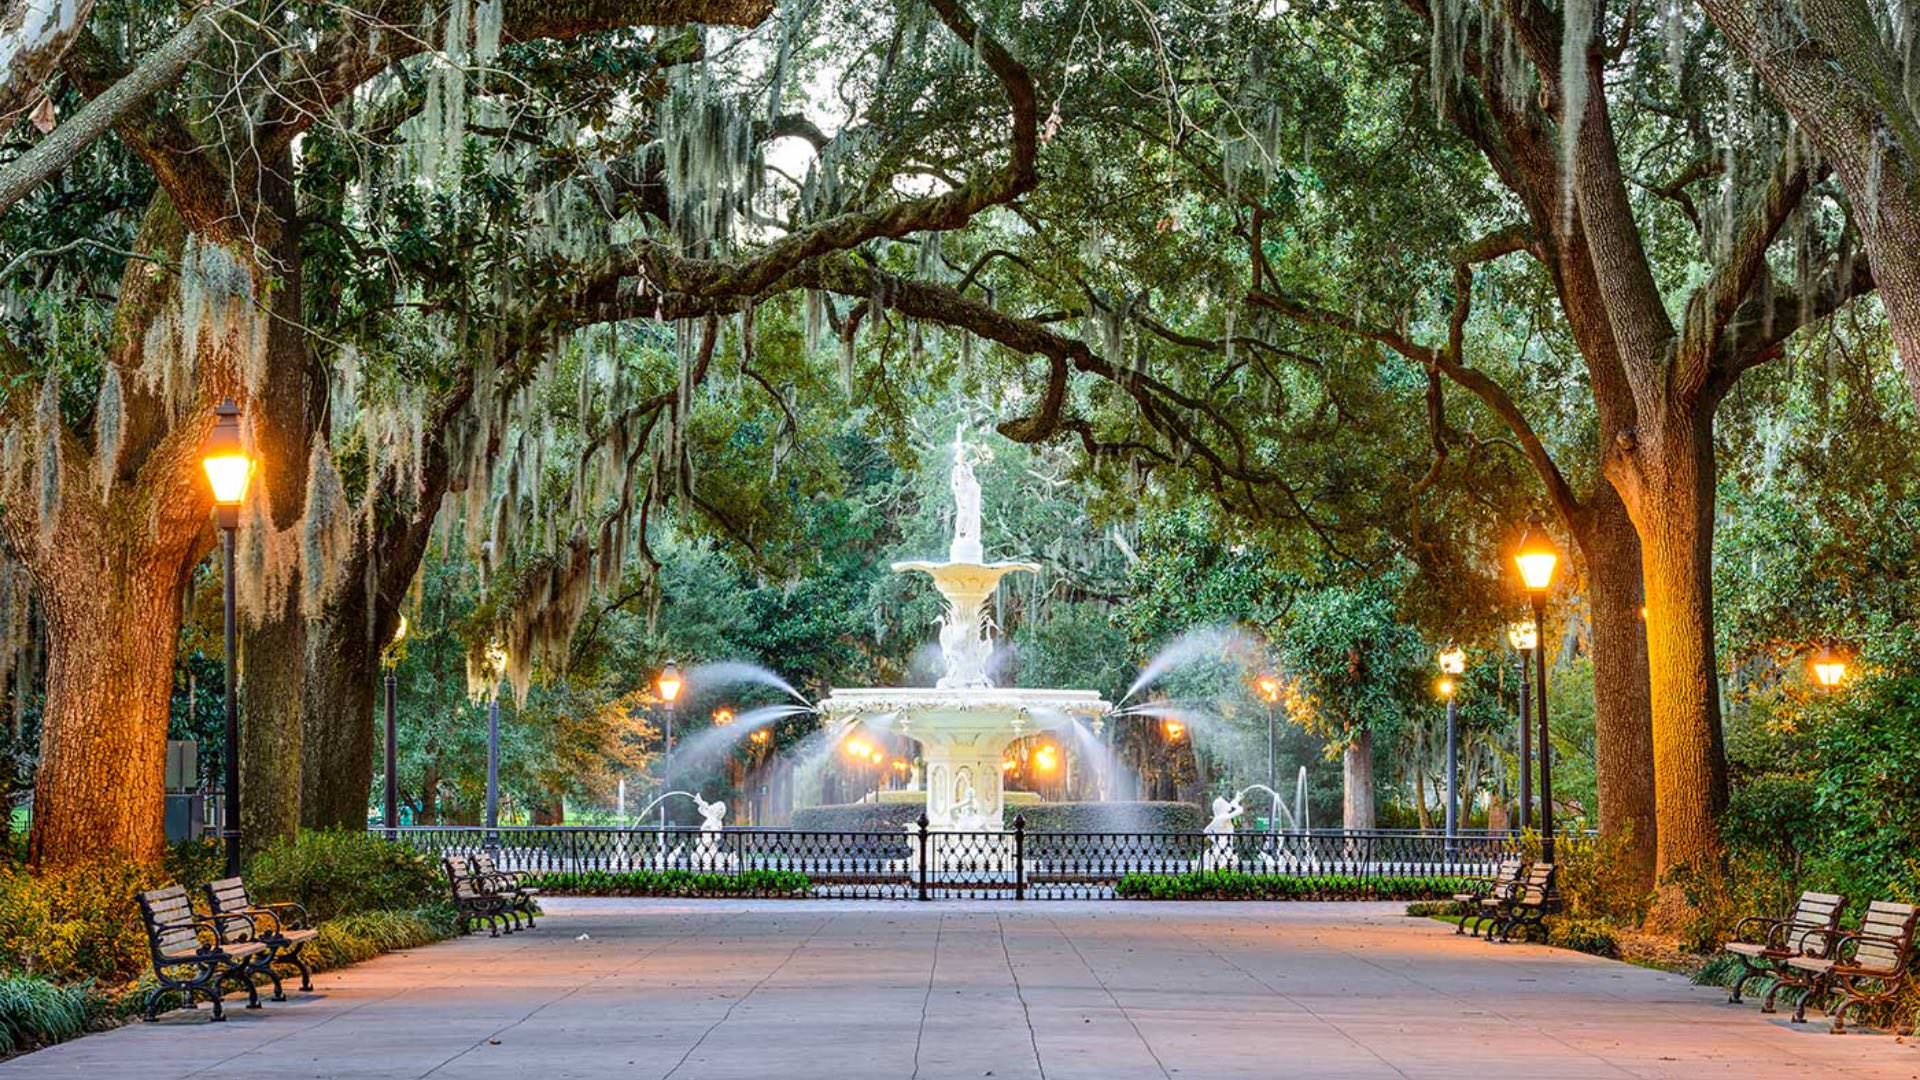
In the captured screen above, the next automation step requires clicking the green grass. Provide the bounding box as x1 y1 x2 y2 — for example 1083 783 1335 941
524 869 812 897
1114 871 1477 901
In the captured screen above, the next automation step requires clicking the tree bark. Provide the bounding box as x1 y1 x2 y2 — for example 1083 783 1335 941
1342 728 1375 830
27 543 189 867
238 145 313 855
1581 486 1657 886
1608 411 1729 882
298 584 377 829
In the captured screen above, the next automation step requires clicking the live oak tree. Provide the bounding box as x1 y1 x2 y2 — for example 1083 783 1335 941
0 0 780 867
1699 0 1920 416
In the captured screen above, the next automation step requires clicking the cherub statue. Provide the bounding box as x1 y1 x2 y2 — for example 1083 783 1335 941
694 794 728 832
1202 795 1245 871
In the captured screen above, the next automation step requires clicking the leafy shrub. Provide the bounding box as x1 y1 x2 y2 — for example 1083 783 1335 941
787 802 922 833
163 839 224 891
0 859 163 983
1549 918 1622 959
1017 802 1207 832
526 869 811 897
1114 871 1474 901
243 831 441 921
1403 900 1462 917
302 906 459 969
0 975 91 1056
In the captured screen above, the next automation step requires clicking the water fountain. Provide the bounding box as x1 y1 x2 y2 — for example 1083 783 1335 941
818 429 1111 831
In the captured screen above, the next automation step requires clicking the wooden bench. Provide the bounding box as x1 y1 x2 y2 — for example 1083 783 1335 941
1453 858 1522 937
1483 862 1557 943
472 851 541 930
1784 899 1919 1033
445 854 512 936
137 885 266 1022
202 877 320 1002
1721 890 1845 1010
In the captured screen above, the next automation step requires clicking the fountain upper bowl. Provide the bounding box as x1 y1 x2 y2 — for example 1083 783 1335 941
818 686 1110 734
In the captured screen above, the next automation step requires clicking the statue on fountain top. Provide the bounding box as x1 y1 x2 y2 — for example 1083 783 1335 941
949 427 985 564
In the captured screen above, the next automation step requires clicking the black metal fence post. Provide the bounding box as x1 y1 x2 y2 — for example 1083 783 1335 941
916 813 930 901
1013 815 1026 900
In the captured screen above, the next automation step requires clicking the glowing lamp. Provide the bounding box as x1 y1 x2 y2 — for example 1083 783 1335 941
891 758 910 773
712 707 734 726
201 399 252 527
1436 676 1456 699
1034 745 1058 773
1506 620 1537 651
750 728 772 745
656 661 683 704
1254 675 1282 703
1513 519 1559 593
1437 647 1466 675
1812 647 1847 690
1162 718 1185 741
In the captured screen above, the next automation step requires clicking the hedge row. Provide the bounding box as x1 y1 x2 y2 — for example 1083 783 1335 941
1114 871 1477 901
525 869 812 897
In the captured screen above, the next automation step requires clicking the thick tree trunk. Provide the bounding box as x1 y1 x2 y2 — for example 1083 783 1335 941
238 148 313 855
1581 486 1657 888
1613 413 1729 885
1342 728 1374 830
27 555 187 867
299 594 377 829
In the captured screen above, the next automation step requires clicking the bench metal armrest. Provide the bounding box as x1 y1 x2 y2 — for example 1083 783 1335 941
257 900 310 929
1730 914 1783 946
1831 930 1912 969
206 911 261 943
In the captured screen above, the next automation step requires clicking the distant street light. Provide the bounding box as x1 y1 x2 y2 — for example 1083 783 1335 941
1506 619 1537 833
712 706 734 726
200 399 252 877
382 613 408 840
1161 718 1186 741
655 661 682 834
1435 653 1462 855
1513 518 1560 861
482 640 508 848
1254 674 1282 796
1811 647 1848 690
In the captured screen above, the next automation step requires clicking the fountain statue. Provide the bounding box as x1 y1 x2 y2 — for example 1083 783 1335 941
1201 795 1245 870
819 428 1111 830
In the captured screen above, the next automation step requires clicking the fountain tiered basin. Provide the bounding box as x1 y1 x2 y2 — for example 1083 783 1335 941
818 429 1111 833
817 687 1109 831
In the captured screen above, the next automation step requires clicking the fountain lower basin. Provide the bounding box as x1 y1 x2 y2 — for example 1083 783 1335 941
818 687 1110 831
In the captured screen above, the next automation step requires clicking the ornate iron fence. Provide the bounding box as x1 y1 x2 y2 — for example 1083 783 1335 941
391 822 1528 901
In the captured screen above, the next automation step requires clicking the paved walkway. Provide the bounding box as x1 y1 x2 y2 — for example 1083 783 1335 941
5 898 1917 1079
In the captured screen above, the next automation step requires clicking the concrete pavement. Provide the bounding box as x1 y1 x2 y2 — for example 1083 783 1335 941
5 898 1916 1079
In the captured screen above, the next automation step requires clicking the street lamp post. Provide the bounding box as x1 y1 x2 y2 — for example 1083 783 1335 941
1506 620 1537 833
200 400 253 878
1437 647 1466 853
1513 519 1560 861
482 641 507 849
382 614 407 840
655 661 683 838
1254 675 1282 806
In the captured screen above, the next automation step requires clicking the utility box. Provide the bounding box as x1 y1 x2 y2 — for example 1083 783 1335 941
164 740 198 792
163 739 206 842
